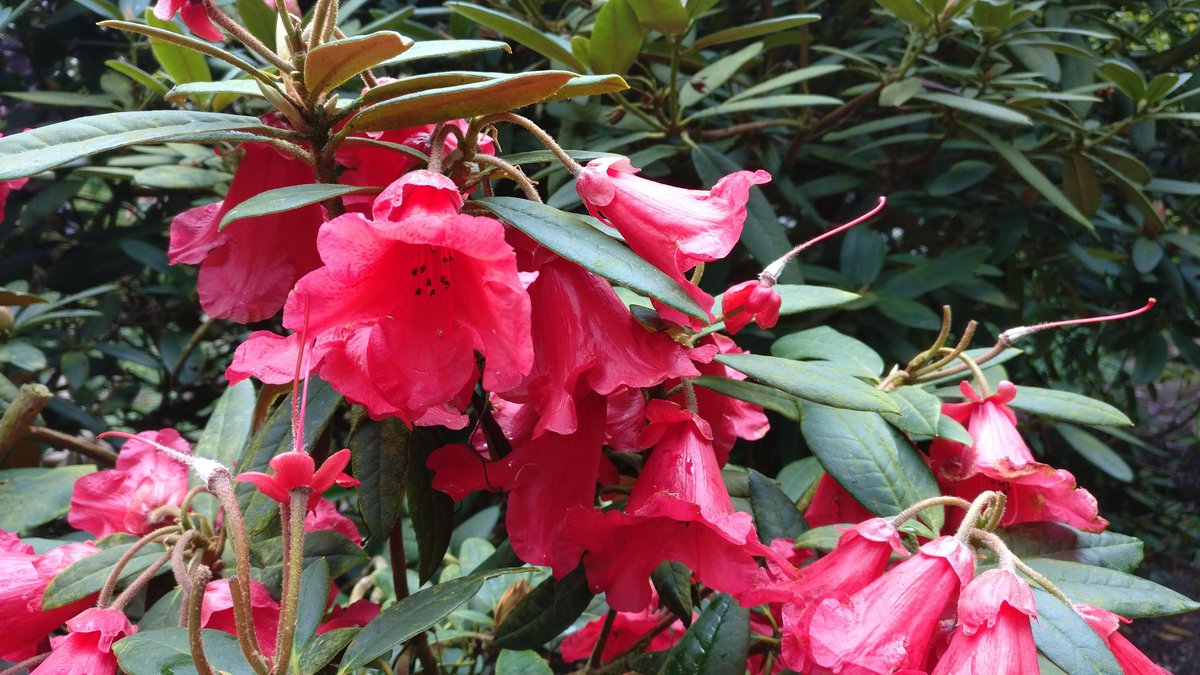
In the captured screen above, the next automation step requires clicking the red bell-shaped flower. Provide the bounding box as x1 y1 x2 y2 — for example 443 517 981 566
930 569 1039 675
237 449 359 512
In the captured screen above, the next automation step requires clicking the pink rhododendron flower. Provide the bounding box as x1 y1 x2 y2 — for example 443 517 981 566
237 449 358 512
930 380 1107 532
152 0 223 41
227 170 534 429
576 156 770 326
805 536 974 673
0 532 99 662
559 600 685 664
1075 603 1172 674
305 497 363 544
201 577 280 657
68 428 190 538
802 473 875 528
930 569 1038 675
566 400 779 611
721 279 782 334
169 118 323 323
31 607 136 675
674 334 767 464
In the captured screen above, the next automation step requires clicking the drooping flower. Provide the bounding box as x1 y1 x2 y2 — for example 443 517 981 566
305 497 363 544
31 607 136 675
168 117 323 322
575 156 770 326
803 473 876 529
930 380 1107 532
559 600 685 664
930 569 1039 675
237 449 358 512
201 577 281 657
720 279 782 334
674 334 768 465
1075 603 1172 674
0 532 99 662
68 429 191 538
227 170 534 429
804 536 975 673
152 0 223 42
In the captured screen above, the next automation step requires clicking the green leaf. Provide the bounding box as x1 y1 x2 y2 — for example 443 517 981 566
350 417 411 541
358 72 499 106
1055 423 1133 482
873 294 941 330
342 568 531 671
1024 559 1200 617
749 469 806 542
131 165 229 189
1 91 118 109
235 0 276 45
792 524 842 551
588 0 643 75
800 403 942 530
305 32 413 96
166 79 269 104
1131 237 1164 274
964 122 1095 235
407 439 455 584
726 64 843 104
691 14 820 51
144 10 212 86
220 184 377 230
691 375 801 421
657 594 749 675
779 457 823 502
474 197 708 320
883 386 943 437
1030 588 1123 675
1097 59 1146 100
0 466 96 533
194 380 255 473
1000 523 1143 572
0 110 262 181
771 326 884 379
445 2 585 71
679 42 763 109
1008 386 1132 427
100 21 270 87
115 628 254 675
652 561 694 626
1061 152 1102 216
494 567 593 649
917 92 1032 125
1145 178 1200 195
544 74 631 101
937 414 973 444
877 246 992 297
299 628 359 673
293 558 331 653
874 0 932 26
773 285 861 313
496 650 554 675
687 94 842 120
43 540 165 609
879 77 923 107
344 71 577 134
385 39 511 65
717 354 899 413
928 159 995 196
627 0 690 36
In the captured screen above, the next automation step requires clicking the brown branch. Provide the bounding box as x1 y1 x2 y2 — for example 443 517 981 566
27 426 118 465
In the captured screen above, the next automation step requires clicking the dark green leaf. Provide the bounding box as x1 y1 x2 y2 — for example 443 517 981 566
0 110 262 181
652 561 694 626
928 159 995 196
692 146 793 276
220 184 378 230
495 567 593 649
407 440 455 584
691 375 801 421
657 594 749 675
43 541 164 609
792 524 843 552
385 39 511 65
445 2 585 70
1030 588 1122 675
138 589 183 631
1 91 118 109
496 650 554 675
132 166 229 189
293 558 331 654
936 414 973 445
727 64 843 103
115 628 254 675
1061 152 1101 216
778 457 823 502
194 380 255 474
475 197 708 320
342 568 531 670
688 94 842 119
1024 559 1200 617
1131 238 1163 274
0 465 96 533
1000 523 1143 572
883 386 942 436
749 469 806 542
1097 59 1145 100
299 627 358 673
877 246 992 297
1055 424 1133 482
872 294 942 330
875 0 931 26
773 285 861 314
1009 386 1132 427
691 14 820 51
717 354 899 413
771 326 884 379
350 417 411 541
100 21 270 86
917 92 1032 125
800 403 942 530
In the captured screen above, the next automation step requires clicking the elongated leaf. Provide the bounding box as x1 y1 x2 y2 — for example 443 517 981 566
385 39 511 65
691 375 801 420
964 123 1094 234
474 197 708 320
588 0 643 75
749 469 806 542
350 417 411 540
43 541 164 609
99 21 270 87
235 0 276 44
1055 424 1133 482
220 184 378 230
688 93 841 120
679 42 763 109
494 567 593 649
345 71 576 134
691 13 820 51
657 594 749 675
0 465 96 533
306 32 413 96
496 650 553 675
166 79 266 103
727 64 843 103
1030 588 1122 675
193 380 256 469
628 0 690 36
294 558 331 653
145 10 211 86
1061 152 1101 215
800 403 942 530
1000 523 1143 572
1024 559 1200 617
918 91 1033 125
546 74 630 101
342 568 530 670
446 2 585 71
652 561 694 626
771 326 884 379
1145 178 1200 195
1009 387 1132 427
778 457 823 502
359 72 497 106
115 628 254 675
1097 59 1145 100
712 285 859 321
1 91 118 108
0 111 261 181
716 354 899 413
883 386 942 436
408 440 454 584
299 628 358 673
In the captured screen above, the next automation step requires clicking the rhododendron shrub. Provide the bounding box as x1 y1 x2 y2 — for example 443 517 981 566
0 0 1193 672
